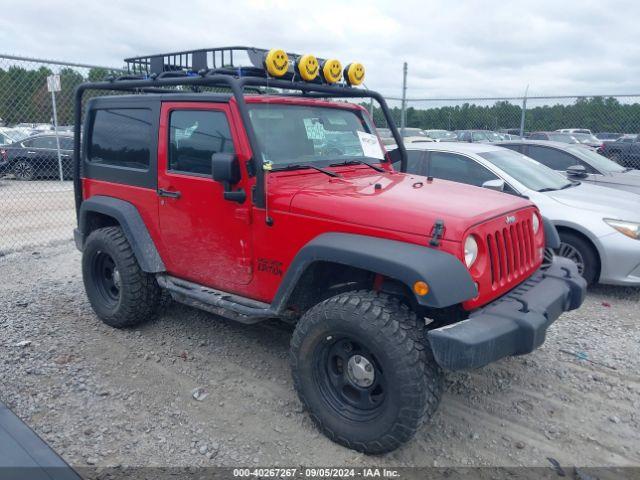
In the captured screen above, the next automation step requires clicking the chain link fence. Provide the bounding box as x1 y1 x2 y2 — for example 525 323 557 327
1 53 639 255
0 54 122 255
373 95 640 169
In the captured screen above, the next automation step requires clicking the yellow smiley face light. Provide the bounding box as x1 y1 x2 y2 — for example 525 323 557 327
264 48 289 78
321 59 343 84
344 62 365 86
295 54 319 81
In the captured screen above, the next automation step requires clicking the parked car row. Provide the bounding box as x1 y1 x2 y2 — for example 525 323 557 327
389 140 640 287
0 132 74 180
377 128 522 145
378 126 640 171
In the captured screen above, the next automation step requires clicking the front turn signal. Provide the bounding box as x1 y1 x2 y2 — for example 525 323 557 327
413 281 430 296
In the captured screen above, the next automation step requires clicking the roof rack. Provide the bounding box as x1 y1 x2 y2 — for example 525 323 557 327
125 46 315 79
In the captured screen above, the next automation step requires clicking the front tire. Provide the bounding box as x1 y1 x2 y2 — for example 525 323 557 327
13 160 35 180
290 290 443 454
556 231 599 285
82 226 161 328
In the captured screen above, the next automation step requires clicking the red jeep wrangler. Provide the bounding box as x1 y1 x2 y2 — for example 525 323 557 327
72 47 586 453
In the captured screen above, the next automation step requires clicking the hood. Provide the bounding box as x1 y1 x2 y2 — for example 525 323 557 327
269 167 533 241
594 171 640 195
544 182 640 220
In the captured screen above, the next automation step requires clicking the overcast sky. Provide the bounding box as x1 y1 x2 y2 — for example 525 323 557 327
1 0 638 99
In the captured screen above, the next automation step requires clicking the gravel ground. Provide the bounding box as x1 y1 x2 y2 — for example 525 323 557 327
1 241 639 469
0 179 75 255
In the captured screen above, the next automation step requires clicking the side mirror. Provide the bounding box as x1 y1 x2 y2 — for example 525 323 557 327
211 153 245 203
566 164 588 178
212 152 241 184
482 179 505 192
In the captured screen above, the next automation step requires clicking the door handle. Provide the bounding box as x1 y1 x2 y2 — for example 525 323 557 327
157 188 181 199
27 151 36 154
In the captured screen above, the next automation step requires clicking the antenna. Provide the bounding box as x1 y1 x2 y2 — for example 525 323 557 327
263 161 274 226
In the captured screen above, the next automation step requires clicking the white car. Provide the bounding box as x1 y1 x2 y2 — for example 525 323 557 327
394 142 640 286
556 128 593 135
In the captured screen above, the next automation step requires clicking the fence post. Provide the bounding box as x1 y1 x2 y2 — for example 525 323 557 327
47 74 64 181
519 85 529 137
400 62 407 135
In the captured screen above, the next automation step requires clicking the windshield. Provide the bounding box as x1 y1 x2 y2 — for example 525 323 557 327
248 104 385 167
547 133 579 143
573 133 600 143
478 149 573 192
566 145 627 173
472 131 490 141
0 129 28 143
402 128 428 137
426 130 455 140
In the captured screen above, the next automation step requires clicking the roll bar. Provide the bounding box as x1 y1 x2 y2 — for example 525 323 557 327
73 73 408 216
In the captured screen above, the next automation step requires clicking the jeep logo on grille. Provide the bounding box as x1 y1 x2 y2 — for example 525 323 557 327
505 215 517 224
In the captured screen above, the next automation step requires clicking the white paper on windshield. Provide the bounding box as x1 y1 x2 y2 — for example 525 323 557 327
357 131 384 160
303 118 326 141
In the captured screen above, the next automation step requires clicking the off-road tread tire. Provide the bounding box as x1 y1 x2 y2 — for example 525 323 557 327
82 226 161 328
290 290 443 454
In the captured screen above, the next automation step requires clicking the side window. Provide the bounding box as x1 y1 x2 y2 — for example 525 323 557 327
428 151 499 187
525 146 578 170
30 136 57 149
501 143 522 153
89 108 151 170
393 150 426 174
169 110 235 176
529 133 544 140
60 137 74 150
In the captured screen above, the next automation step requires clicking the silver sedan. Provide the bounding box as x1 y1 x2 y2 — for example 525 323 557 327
396 142 640 286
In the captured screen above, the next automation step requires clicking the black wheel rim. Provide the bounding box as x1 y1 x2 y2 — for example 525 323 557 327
91 250 121 307
313 335 387 421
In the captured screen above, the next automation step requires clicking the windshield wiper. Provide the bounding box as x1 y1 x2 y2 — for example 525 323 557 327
538 182 575 192
272 163 341 178
329 159 385 173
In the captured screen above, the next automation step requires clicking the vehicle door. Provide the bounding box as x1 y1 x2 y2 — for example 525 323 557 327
157 102 253 288
629 138 640 167
21 136 62 176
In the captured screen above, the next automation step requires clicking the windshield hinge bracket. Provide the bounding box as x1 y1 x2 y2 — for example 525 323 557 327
429 219 445 247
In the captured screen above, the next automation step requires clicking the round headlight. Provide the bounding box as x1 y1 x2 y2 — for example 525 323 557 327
464 236 479 267
532 213 540 234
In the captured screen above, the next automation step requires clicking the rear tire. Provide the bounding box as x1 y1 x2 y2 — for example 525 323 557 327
556 231 599 285
82 226 161 328
290 290 443 454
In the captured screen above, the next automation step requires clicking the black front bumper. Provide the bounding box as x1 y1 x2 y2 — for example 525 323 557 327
427 257 586 371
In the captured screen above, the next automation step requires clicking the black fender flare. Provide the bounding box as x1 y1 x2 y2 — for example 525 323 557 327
76 196 165 273
542 216 560 249
271 232 476 311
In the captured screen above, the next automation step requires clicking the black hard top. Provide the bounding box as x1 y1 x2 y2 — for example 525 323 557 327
0 401 81 479
87 92 234 108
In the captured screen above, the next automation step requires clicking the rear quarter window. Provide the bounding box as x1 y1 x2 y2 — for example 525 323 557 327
89 108 151 170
